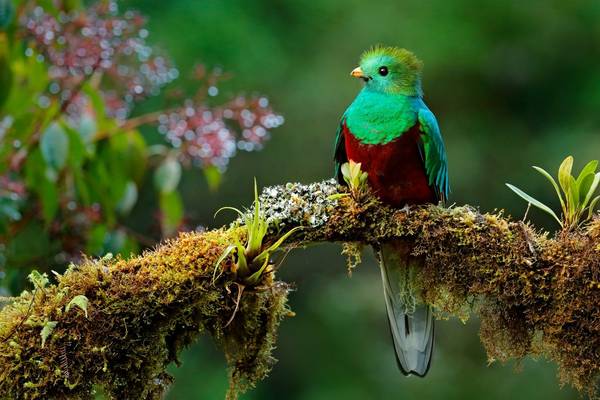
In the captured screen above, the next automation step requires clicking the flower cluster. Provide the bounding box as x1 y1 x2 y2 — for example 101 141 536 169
158 95 284 170
2 0 284 275
22 0 178 119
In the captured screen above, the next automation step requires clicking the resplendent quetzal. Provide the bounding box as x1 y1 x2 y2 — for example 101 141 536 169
333 46 449 377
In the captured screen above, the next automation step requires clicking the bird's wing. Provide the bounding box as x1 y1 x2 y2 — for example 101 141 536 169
417 107 450 202
333 116 348 184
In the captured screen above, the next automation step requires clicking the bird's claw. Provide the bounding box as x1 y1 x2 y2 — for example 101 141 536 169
400 204 411 214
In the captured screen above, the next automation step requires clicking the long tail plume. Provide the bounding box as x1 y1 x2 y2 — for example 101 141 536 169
379 242 434 377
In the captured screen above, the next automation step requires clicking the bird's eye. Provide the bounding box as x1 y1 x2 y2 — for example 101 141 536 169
378 66 389 76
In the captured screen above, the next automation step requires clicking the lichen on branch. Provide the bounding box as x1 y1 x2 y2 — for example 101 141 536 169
1 179 600 399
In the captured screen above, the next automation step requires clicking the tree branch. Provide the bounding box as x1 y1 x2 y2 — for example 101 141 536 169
1 179 599 399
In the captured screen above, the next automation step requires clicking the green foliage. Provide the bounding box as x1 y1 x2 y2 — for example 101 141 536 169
203 166 223 192
507 156 600 229
124 1 599 399
0 0 14 29
159 191 184 237
40 123 69 172
116 181 138 216
65 294 89 318
0 35 12 109
27 270 48 290
0 1 157 285
0 0 281 294
154 157 182 194
329 161 370 201
215 181 301 285
1 180 598 399
0 227 292 400
40 320 57 348
341 160 368 190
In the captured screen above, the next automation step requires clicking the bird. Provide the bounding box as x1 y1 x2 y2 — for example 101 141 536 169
333 46 449 377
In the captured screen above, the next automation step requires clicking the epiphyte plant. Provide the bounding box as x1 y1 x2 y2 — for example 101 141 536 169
328 160 369 201
214 180 301 286
341 160 369 196
506 156 600 230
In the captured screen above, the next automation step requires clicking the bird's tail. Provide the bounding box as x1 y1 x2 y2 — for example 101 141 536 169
379 241 434 377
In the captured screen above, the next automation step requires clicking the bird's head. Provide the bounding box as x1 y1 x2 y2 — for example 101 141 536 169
351 46 423 97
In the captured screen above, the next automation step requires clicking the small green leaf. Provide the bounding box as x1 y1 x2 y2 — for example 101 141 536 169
40 320 57 348
204 166 222 192
0 40 12 110
235 240 249 276
558 156 574 198
568 175 579 215
116 181 138 215
82 83 108 131
576 160 598 185
214 206 244 219
154 157 181 193
340 163 350 183
27 270 49 290
533 166 565 214
109 130 147 183
71 170 89 205
78 115 97 145
359 171 368 185
40 123 69 171
578 173 596 209
64 125 86 168
66 295 89 318
587 195 600 220
577 172 595 204
506 183 562 226
0 0 15 29
40 174 59 223
581 173 600 211
213 244 236 283
327 193 349 201
246 179 267 256
159 190 183 236
341 161 368 193
245 257 270 285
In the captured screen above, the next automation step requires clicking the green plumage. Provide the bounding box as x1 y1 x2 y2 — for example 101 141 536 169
333 46 450 377
418 108 449 197
344 90 419 145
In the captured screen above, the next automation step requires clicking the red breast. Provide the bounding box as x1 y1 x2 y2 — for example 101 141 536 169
342 122 436 207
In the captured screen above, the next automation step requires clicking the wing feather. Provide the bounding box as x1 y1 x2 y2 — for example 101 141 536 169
333 116 348 183
418 107 449 202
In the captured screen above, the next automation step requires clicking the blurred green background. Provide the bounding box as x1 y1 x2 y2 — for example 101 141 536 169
126 0 599 398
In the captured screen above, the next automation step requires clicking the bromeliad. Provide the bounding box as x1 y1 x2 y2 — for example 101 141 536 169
334 46 449 377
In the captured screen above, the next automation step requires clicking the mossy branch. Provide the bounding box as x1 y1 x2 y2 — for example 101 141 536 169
1 179 600 399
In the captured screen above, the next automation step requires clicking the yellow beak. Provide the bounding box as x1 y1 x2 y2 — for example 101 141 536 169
350 67 365 78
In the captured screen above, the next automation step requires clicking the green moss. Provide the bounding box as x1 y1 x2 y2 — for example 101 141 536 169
0 229 290 399
1 180 600 398
341 242 363 275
